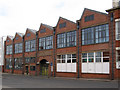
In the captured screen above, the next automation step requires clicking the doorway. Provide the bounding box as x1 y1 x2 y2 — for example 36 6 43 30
25 66 29 75
40 59 49 76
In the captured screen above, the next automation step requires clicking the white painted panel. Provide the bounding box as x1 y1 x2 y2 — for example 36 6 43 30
66 63 72 72
103 62 109 74
62 63 66 72
82 63 88 73
116 62 120 69
71 63 76 72
57 64 62 72
95 63 102 73
88 63 94 73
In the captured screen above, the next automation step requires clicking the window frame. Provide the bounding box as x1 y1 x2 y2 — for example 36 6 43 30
25 39 36 52
15 43 23 54
6 45 13 55
57 30 76 48
115 18 120 40
82 24 109 45
39 35 53 50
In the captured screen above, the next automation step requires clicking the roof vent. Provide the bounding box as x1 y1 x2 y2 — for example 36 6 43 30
112 0 120 8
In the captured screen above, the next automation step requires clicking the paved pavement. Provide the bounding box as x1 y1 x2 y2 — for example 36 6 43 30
1 73 119 88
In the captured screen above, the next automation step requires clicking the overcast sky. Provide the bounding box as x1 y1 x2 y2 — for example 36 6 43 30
0 0 112 38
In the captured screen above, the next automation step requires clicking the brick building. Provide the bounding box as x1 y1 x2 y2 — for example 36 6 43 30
3 7 120 79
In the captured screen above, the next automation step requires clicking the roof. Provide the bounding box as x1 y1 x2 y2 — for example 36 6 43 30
16 32 24 37
8 36 13 40
80 8 108 20
59 17 76 24
55 17 76 28
42 23 53 30
27 28 37 34
106 7 120 12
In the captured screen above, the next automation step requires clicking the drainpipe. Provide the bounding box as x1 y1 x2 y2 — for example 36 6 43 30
22 36 25 74
110 12 114 80
35 32 38 76
53 27 56 77
12 39 14 73
77 21 80 78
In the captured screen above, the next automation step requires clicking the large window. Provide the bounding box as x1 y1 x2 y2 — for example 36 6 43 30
6 58 12 69
82 51 109 74
115 19 120 40
15 43 22 54
82 24 109 45
14 58 22 70
57 31 76 48
39 36 53 50
25 40 36 52
116 50 120 69
46 36 53 49
25 57 36 63
57 54 76 72
6 45 12 55
67 31 76 47
57 33 66 48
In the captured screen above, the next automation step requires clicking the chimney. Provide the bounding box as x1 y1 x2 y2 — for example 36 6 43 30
112 0 120 8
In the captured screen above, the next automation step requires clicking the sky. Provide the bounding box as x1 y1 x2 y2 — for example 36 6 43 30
0 0 112 38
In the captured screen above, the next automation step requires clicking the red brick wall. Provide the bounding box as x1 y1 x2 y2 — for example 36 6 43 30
80 8 108 28
81 73 109 79
55 17 77 77
56 72 77 77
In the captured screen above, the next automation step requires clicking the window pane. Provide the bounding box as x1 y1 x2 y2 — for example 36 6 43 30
82 59 87 63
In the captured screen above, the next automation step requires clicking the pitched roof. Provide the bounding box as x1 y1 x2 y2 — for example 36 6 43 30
59 17 76 24
16 32 24 37
27 28 37 34
8 35 14 40
55 17 76 28
42 23 53 30
80 8 108 20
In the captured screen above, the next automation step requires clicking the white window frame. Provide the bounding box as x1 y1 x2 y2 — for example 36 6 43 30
82 51 109 74
115 18 120 40
57 54 76 72
116 50 120 69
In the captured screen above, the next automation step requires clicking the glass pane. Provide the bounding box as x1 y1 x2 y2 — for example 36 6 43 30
96 52 101 57
72 59 76 63
57 55 61 59
82 53 87 58
72 54 76 58
88 58 94 62
103 58 109 62
82 59 87 63
96 58 101 62
88 53 94 57
67 59 71 63
67 54 71 58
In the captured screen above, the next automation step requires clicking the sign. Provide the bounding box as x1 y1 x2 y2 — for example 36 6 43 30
50 62 53 66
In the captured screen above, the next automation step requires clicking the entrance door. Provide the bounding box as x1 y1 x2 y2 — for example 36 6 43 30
25 66 29 75
40 59 49 76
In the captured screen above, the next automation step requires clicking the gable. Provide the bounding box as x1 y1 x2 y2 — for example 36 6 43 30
56 17 76 34
24 29 36 41
14 33 23 43
6 36 13 45
38 24 53 38
80 8 108 28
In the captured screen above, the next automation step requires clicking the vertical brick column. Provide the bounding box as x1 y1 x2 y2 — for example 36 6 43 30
4 41 6 72
108 12 116 80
